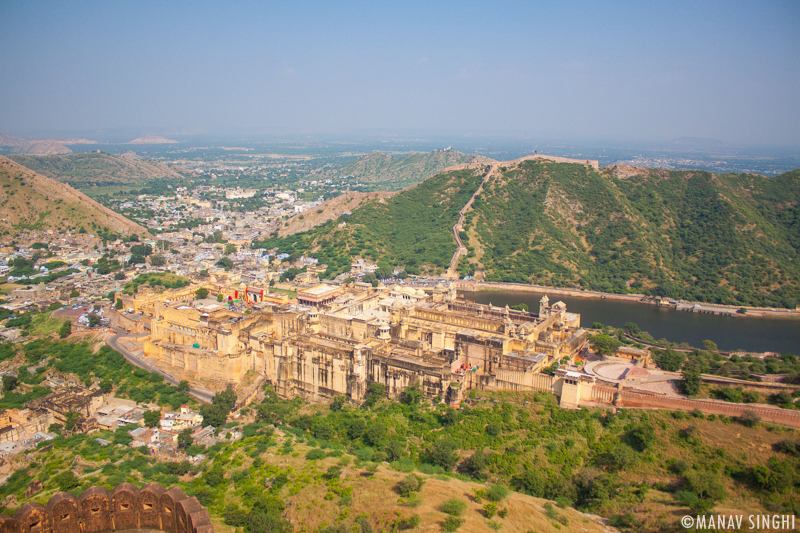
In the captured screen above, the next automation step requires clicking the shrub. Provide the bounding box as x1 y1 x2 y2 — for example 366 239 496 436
666 458 689 475
739 410 760 427
324 466 342 480
554 495 572 508
306 448 326 460
609 512 641 529
399 515 420 530
775 439 800 455
486 421 502 436
441 516 464 532
439 498 467 517
483 503 497 518
396 474 424 497
485 484 509 502
606 443 637 470
54 470 81 491
403 494 422 508
625 422 656 451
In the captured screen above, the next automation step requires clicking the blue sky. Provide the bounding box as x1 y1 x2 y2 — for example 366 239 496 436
1 0 798 146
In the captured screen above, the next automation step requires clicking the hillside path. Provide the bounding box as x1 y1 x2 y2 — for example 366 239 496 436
446 164 498 278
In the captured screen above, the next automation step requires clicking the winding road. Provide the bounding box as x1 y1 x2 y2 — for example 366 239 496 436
446 163 498 278
107 326 215 404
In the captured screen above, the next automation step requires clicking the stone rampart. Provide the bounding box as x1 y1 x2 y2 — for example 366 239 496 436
3 483 212 533
620 390 800 428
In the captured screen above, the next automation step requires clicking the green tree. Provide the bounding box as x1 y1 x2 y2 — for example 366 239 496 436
177 380 190 392
331 394 347 411
87 313 102 327
59 320 72 337
592 334 621 358
653 349 686 371
702 340 718 352
55 471 81 491
114 272 126 281
216 257 233 271
195 287 209 299
625 423 656 451
399 385 423 406
115 298 124 309
64 411 82 432
426 438 459 469
364 382 387 407
681 360 702 396
99 379 113 393
150 255 166 267
201 389 237 427
2 375 18 392
224 243 237 255
143 410 161 428
178 428 193 449
69 290 79 298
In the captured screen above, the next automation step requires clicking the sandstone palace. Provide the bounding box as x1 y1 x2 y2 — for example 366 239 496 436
121 282 588 407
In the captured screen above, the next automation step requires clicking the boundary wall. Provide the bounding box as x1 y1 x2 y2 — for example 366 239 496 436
1 483 213 533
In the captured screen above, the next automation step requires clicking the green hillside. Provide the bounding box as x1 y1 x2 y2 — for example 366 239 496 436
255 167 486 276
8 152 184 189
466 162 800 307
322 149 493 190
256 160 800 307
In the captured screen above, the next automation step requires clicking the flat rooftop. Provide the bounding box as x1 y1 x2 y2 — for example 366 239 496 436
299 284 340 296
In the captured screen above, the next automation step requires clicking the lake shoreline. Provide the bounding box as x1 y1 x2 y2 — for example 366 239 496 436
455 280 800 320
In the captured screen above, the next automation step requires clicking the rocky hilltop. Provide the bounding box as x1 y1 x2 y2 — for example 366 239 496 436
0 155 149 236
0 133 72 155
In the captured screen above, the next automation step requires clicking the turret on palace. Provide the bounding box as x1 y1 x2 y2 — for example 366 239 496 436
129 282 588 405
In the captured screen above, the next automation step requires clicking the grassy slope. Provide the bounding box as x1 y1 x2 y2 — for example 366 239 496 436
3 384 797 533
0 156 148 236
8 152 184 188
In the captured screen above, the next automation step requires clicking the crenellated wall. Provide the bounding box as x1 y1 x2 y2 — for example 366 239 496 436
2 483 213 533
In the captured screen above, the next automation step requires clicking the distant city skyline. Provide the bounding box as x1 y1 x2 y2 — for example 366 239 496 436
1 0 799 147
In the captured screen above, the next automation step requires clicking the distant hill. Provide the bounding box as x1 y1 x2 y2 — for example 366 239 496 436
279 191 396 237
7 152 185 188
0 156 149 236
319 149 494 190
128 135 179 144
0 133 72 155
256 159 800 307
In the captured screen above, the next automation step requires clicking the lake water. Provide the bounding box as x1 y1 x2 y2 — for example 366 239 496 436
460 290 800 355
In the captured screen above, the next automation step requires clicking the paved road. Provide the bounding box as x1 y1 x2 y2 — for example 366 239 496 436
106 326 214 404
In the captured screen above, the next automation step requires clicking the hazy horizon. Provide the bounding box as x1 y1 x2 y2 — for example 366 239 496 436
2 1 799 148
